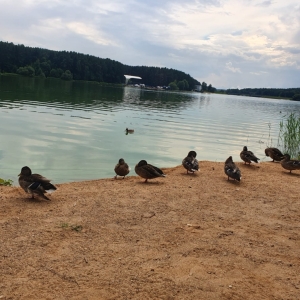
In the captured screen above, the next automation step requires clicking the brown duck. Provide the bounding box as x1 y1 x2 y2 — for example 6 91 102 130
280 154 300 173
224 156 241 181
135 160 166 182
114 158 130 179
182 150 199 174
265 147 284 162
125 128 134 134
240 146 260 164
18 166 57 200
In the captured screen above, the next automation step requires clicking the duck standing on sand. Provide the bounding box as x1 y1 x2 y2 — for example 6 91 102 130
182 150 199 174
240 146 260 165
114 158 130 179
18 166 57 200
135 160 166 183
224 156 241 181
280 154 300 173
265 147 284 162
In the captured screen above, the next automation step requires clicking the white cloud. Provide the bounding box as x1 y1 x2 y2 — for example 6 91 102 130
0 0 300 88
66 22 117 46
226 62 241 73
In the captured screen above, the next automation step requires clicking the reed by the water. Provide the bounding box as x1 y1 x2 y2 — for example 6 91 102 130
278 112 300 159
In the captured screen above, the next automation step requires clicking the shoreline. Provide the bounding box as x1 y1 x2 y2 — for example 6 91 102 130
2 158 278 187
1 160 300 299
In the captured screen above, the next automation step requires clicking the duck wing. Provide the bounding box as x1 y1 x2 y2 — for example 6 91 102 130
272 148 283 156
146 164 165 177
245 151 259 163
288 160 300 168
30 173 57 191
224 162 241 181
270 148 284 161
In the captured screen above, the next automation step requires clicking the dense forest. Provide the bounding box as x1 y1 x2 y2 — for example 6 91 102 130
225 88 300 101
0 41 206 91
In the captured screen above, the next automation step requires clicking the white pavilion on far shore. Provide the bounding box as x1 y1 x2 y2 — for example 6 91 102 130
124 75 142 85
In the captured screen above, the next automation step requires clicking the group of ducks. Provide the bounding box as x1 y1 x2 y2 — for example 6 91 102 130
224 146 300 182
17 146 300 201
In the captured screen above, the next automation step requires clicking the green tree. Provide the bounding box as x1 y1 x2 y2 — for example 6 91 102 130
0 41 203 87
40 61 51 76
169 81 178 90
61 70 73 80
183 79 189 90
49 68 64 78
202 82 207 92
292 94 300 101
177 80 185 90
17 66 35 77
33 60 45 77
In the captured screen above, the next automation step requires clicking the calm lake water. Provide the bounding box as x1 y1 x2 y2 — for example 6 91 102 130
0 75 299 185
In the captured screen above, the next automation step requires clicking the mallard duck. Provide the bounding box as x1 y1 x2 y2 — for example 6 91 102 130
280 154 300 173
114 158 130 179
240 146 260 164
265 147 284 162
18 166 57 200
182 150 199 174
135 160 166 183
125 128 134 134
224 156 241 181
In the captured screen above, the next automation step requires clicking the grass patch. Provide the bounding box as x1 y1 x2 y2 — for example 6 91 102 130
278 112 300 159
0 178 13 186
59 222 83 232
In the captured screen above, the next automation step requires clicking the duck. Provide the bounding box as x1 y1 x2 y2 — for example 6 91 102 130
265 147 284 162
135 160 166 183
114 158 130 179
224 156 241 181
125 128 134 134
240 146 260 164
280 154 300 173
182 150 199 174
18 166 57 200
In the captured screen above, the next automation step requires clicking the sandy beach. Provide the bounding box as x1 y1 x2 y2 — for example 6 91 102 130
0 161 299 299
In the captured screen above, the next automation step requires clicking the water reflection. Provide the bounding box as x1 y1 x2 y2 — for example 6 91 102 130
1 75 300 185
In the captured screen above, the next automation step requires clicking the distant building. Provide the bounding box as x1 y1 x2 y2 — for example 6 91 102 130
194 84 202 92
124 75 142 85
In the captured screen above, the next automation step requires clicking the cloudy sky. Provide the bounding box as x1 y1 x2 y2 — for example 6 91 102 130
0 0 299 89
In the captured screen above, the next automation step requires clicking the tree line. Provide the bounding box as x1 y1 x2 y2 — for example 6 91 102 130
225 88 300 101
0 41 211 91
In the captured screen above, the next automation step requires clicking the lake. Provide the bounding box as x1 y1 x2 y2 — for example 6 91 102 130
0 75 299 185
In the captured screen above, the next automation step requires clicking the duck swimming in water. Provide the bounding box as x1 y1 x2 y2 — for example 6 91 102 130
125 128 134 134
